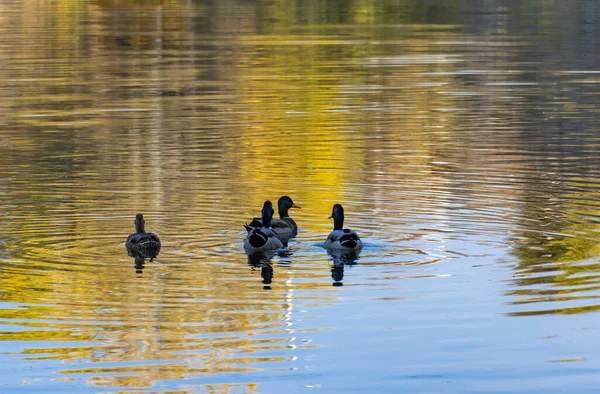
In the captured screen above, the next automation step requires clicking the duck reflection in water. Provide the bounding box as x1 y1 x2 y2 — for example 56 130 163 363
126 248 160 274
328 250 360 287
247 252 276 290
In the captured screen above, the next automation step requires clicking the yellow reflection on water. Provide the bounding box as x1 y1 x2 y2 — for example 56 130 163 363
2 0 600 391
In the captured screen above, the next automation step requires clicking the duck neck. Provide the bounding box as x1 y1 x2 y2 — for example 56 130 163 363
262 210 273 228
333 216 344 231
278 204 289 218
135 219 145 233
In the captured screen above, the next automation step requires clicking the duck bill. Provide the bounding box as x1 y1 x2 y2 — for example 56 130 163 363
292 203 301 209
328 215 333 219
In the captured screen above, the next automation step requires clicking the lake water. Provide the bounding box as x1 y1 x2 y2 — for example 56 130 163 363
1 1 600 393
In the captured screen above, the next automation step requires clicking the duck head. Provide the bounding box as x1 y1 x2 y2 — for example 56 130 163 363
134 214 145 233
328 204 344 230
262 200 275 228
278 196 300 218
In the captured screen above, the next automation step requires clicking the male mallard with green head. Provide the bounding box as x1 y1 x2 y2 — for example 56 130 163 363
244 201 284 253
323 204 363 251
247 196 300 245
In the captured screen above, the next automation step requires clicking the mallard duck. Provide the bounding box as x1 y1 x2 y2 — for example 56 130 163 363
323 204 363 251
125 214 161 259
247 196 300 245
244 201 284 253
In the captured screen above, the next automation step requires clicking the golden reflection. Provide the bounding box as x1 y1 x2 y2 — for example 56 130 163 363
508 182 600 314
1 0 600 391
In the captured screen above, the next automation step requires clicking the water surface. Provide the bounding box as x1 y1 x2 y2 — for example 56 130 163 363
1 1 600 393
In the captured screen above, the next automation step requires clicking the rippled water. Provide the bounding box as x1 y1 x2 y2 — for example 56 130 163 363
1 1 600 392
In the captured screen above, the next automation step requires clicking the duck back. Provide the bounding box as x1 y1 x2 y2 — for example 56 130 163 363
125 214 161 255
244 227 282 252
324 229 362 250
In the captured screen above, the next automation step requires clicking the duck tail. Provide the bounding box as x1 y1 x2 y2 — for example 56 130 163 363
339 233 359 249
248 228 269 248
244 224 254 233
